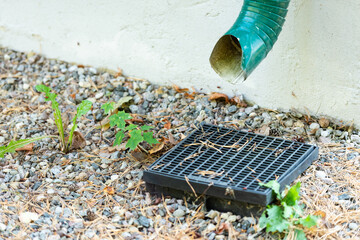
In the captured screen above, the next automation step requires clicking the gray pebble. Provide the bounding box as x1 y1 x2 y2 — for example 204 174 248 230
138 216 150 228
228 105 237 113
349 222 358 230
173 209 185 218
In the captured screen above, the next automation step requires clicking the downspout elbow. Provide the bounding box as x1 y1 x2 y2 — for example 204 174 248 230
210 0 290 83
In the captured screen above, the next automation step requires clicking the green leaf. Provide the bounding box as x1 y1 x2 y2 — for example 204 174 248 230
263 205 290 233
294 229 307 240
36 84 65 149
66 100 92 151
125 124 137 131
0 136 53 158
76 100 92 117
297 215 319 228
259 212 268 229
109 111 132 130
113 131 125 146
126 130 143 150
35 84 51 93
282 202 294 219
101 102 115 114
143 132 159 145
283 182 301 206
140 125 153 131
260 180 281 200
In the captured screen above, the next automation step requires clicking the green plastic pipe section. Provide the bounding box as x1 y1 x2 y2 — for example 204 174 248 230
209 0 290 83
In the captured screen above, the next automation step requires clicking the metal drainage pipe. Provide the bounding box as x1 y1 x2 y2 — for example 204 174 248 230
209 0 290 83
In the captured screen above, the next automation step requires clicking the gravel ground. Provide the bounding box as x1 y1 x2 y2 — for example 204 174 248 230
0 47 359 240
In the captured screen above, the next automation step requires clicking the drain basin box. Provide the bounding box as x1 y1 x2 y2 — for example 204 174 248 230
143 124 318 214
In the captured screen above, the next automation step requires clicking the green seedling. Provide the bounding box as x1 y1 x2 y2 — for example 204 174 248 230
101 102 159 151
0 136 57 158
259 180 320 240
1 85 93 158
36 84 92 153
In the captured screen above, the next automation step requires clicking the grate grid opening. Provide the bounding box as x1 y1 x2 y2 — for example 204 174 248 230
144 123 318 205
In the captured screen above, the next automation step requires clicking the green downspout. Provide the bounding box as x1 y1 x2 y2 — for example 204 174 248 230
209 0 290 83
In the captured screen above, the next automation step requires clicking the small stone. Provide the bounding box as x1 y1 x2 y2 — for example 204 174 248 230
138 216 150 228
350 135 360 143
206 210 219 219
249 112 257 118
315 171 334 184
0 136 5 143
294 121 305 128
284 119 293 127
95 92 104 99
111 175 119 181
129 105 139 113
338 194 351 200
349 223 358 230
0 223 6 231
207 223 216 231
19 212 40 224
23 83 30 90
121 232 132 239
47 189 55 194
196 110 207 122
227 215 237 222
321 130 331 138
245 107 255 115
85 229 96 238
144 92 155 102
228 105 237 113
112 214 121 223
319 118 330 128
310 123 320 130
79 80 91 88
173 209 185 218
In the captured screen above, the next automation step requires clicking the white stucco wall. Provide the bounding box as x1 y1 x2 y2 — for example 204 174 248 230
0 0 359 126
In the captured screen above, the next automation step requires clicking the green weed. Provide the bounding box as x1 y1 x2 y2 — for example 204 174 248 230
259 180 320 240
101 102 159 151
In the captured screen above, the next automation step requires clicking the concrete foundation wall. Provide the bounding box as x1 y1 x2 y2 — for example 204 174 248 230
0 0 359 126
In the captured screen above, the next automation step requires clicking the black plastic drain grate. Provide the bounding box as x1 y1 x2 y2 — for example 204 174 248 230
143 123 318 206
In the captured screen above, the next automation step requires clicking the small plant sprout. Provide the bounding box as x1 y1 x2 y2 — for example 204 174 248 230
102 102 159 151
0 136 56 158
1 85 92 158
35 84 92 153
259 180 320 240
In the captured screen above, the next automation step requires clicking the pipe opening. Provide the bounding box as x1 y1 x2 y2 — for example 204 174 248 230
209 35 245 84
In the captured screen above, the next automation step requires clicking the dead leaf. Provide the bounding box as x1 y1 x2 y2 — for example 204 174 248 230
184 92 195 100
130 151 148 162
168 132 178 145
103 186 115 195
216 222 230 234
149 142 165 154
319 118 330 128
15 142 34 154
230 96 247 107
65 131 86 150
108 143 127 152
114 67 123 78
314 210 326 218
196 170 223 177
164 121 171 129
209 92 229 103
173 84 189 93
115 96 133 109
